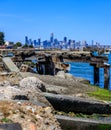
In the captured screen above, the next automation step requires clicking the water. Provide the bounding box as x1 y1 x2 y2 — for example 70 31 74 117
32 59 37 64
32 61 95 84
32 60 105 87
68 62 94 84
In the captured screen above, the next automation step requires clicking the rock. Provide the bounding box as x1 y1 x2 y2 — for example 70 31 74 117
0 75 62 130
65 73 75 80
56 71 65 79
45 84 68 94
44 107 52 114
0 80 10 87
34 74 95 95
75 93 88 98
0 100 61 130
0 123 22 130
19 77 46 92
76 77 90 84
56 71 76 80
0 85 51 107
0 86 21 100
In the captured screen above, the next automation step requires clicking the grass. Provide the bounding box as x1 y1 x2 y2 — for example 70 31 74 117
97 124 111 130
1 118 13 123
87 85 111 101
65 124 111 130
55 110 111 120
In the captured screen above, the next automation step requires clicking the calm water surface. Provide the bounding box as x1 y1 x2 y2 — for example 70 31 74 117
68 62 94 84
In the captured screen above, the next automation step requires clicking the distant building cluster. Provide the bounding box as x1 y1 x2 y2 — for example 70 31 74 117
25 33 89 50
25 33 110 50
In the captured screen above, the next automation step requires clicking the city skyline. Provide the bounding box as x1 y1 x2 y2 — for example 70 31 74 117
0 0 111 44
24 33 101 50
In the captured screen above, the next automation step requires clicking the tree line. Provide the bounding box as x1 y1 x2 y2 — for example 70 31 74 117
0 32 34 48
0 32 5 45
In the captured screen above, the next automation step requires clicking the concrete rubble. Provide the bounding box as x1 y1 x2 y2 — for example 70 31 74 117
0 55 111 130
0 76 62 130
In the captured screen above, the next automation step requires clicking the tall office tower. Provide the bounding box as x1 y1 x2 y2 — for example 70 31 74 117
73 40 75 44
29 39 32 45
50 33 54 43
82 40 87 47
47 40 51 49
54 38 57 43
64 37 67 43
68 39 71 46
43 40 47 49
54 38 59 48
33 40 37 47
38 38 41 45
25 36 29 45
73 40 75 49
68 40 74 50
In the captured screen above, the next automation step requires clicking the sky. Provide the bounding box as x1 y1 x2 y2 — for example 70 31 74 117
0 0 111 44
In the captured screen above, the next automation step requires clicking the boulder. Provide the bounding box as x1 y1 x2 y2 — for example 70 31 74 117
56 71 75 80
45 84 68 94
0 75 62 130
34 74 95 95
0 85 50 107
65 73 75 80
19 77 46 92
56 71 65 79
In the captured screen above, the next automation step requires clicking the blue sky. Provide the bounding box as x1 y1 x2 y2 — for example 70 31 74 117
0 0 111 44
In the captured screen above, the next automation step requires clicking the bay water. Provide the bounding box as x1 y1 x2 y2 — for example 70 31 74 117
67 62 94 84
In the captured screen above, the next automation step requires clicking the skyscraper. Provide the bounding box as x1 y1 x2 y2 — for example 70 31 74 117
29 39 32 45
38 38 41 45
50 33 54 43
64 37 67 43
33 40 37 47
25 36 29 45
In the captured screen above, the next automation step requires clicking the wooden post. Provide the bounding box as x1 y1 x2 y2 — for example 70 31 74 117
94 65 99 86
109 67 111 90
